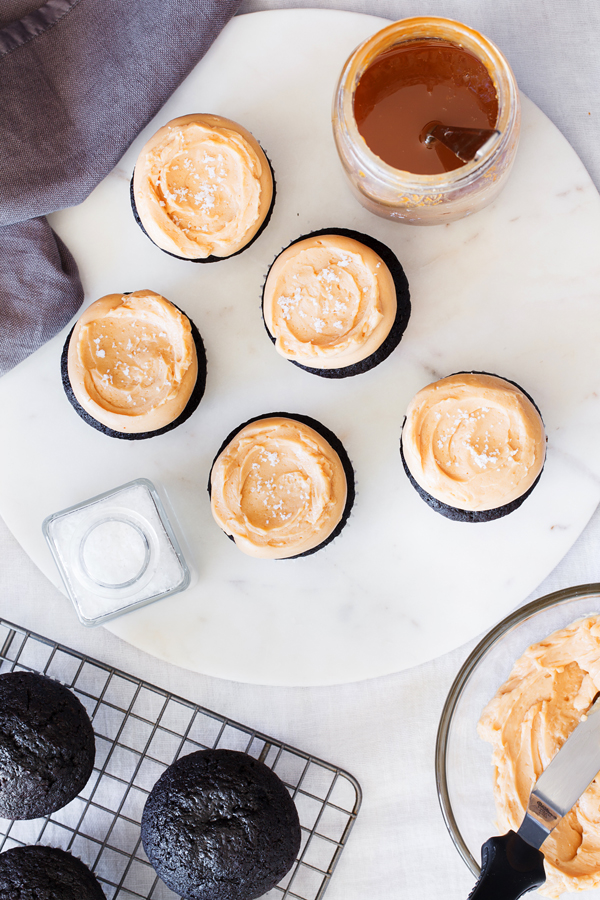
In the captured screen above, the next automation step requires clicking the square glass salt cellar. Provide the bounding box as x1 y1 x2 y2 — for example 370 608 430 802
43 478 190 626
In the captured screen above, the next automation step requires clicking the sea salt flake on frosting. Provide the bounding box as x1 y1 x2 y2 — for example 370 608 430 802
319 268 338 284
468 446 499 468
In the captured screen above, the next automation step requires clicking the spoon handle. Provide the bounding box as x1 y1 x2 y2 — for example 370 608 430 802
427 124 500 162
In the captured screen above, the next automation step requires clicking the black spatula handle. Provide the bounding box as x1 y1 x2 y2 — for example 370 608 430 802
468 831 546 899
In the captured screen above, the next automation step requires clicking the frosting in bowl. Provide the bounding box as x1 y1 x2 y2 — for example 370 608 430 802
133 113 273 259
67 290 198 434
478 616 600 898
402 372 546 511
263 234 397 368
210 417 348 558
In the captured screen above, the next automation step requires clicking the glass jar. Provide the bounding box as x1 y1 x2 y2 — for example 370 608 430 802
43 478 190 626
332 17 521 225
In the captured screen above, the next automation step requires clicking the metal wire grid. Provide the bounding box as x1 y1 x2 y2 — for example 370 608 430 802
0 619 361 900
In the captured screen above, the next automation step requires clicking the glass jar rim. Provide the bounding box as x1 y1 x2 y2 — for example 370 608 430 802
336 16 520 191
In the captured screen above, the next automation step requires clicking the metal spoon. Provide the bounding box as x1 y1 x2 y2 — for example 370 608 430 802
421 122 500 162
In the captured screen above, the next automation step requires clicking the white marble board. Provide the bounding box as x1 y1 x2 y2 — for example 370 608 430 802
2 9 600 685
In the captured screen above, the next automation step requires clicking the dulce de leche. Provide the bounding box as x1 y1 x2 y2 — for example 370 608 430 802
332 18 520 224
353 39 498 175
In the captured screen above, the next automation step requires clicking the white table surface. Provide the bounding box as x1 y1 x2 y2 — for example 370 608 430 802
3 1 600 898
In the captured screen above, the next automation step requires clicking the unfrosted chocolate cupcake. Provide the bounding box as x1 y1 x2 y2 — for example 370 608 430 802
400 372 546 522
0 672 95 819
0 846 105 900
209 412 355 558
62 289 206 440
131 113 275 262
262 228 410 377
141 749 301 900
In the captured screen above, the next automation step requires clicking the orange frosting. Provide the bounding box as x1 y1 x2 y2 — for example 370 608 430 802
210 417 347 558
67 290 197 434
133 113 273 259
479 616 600 897
402 373 545 510
263 234 397 368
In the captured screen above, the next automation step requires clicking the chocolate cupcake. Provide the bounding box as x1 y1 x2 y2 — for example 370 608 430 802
141 749 301 900
400 372 546 522
209 412 355 558
0 672 95 819
262 228 410 377
62 289 206 440
0 846 105 900
131 113 275 262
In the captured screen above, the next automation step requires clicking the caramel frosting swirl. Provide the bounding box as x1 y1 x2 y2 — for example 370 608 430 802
263 235 397 368
67 290 197 433
479 616 600 897
210 417 347 559
133 114 273 259
402 372 545 511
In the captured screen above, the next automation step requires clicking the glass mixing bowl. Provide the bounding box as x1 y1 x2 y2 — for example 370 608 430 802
436 583 600 896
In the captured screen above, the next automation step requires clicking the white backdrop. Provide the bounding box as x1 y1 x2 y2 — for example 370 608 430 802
3 2 600 898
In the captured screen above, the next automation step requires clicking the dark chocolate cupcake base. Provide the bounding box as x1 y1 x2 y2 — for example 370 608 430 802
400 371 545 523
130 151 276 263
0 672 95 820
0 846 105 900
141 749 300 900
61 303 206 440
262 227 411 378
209 411 355 558
400 437 543 523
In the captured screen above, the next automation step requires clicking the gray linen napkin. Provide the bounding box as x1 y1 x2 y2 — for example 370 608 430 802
0 0 241 375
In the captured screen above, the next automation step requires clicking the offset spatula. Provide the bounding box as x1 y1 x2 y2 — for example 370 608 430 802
468 695 600 899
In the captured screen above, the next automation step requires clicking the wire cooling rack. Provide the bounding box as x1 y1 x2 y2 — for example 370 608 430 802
0 618 361 900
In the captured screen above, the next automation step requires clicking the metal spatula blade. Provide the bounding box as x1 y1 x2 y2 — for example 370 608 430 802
423 123 500 162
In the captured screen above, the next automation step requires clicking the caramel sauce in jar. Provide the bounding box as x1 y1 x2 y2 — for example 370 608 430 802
354 39 499 175
332 18 520 225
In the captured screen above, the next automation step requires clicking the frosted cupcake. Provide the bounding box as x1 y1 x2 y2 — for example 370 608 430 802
131 113 275 262
209 413 354 558
400 372 546 522
62 289 206 439
262 228 410 377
